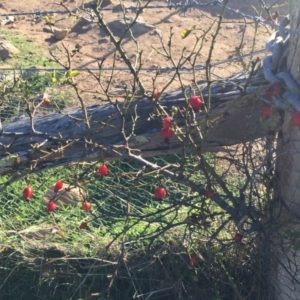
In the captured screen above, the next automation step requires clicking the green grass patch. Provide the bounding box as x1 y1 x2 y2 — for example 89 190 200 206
0 30 56 68
0 30 77 123
0 153 269 299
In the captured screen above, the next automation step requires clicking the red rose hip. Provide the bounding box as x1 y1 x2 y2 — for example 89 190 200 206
82 201 92 211
54 181 63 193
266 82 282 97
153 92 160 100
154 187 167 199
261 106 272 118
163 116 172 128
292 112 300 127
161 127 173 139
189 95 203 111
234 233 243 242
80 222 88 229
98 164 108 177
42 98 51 106
204 189 214 199
23 186 33 201
190 255 198 265
48 201 57 212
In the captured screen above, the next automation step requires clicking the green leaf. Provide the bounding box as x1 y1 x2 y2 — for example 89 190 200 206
67 70 80 78
51 71 57 83
181 25 196 39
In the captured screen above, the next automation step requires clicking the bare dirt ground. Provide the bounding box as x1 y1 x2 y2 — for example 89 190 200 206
0 0 289 105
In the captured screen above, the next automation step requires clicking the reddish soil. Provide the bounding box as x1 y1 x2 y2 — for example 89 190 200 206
0 0 289 105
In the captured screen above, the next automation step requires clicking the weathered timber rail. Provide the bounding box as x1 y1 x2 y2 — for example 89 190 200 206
0 71 268 176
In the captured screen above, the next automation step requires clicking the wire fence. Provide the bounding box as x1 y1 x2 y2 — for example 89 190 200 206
1 1 299 299
0 140 275 299
0 0 296 35
0 49 262 124
0 64 277 300
0 0 221 15
0 48 267 72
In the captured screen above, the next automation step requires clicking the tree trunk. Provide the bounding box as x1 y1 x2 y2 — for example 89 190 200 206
0 72 266 176
272 1 300 299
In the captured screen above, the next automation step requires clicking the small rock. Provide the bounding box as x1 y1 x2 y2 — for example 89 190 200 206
43 27 52 33
107 16 155 37
0 40 19 60
32 18 43 25
124 16 154 28
82 24 94 31
1 16 15 26
82 0 112 9
51 27 69 40
98 37 109 44
225 24 234 29
0 70 14 82
7 16 14 22
43 184 86 206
